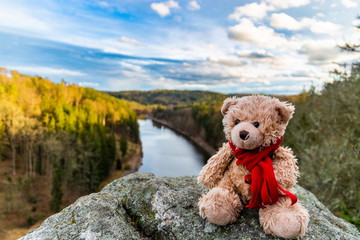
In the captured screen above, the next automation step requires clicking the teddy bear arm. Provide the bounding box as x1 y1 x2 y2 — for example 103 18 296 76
198 143 233 189
273 146 299 190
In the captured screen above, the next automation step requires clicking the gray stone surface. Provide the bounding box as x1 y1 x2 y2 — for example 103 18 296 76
20 173 359 240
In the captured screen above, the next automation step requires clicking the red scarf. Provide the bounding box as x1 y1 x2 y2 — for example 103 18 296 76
229 137 297 209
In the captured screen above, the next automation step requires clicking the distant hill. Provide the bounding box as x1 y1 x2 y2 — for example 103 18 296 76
105 89 294 107
107 90 243 106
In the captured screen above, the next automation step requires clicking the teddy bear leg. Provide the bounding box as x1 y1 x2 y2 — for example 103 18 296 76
199 187 242 226
259 197 309 239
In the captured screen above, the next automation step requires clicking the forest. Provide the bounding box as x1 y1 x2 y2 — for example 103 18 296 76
0 69 140 237
108 89 227 107
113 52 360 228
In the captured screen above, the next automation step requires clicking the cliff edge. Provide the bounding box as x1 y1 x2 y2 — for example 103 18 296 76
20 173 359 240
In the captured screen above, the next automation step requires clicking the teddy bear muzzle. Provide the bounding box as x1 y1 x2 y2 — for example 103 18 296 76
231 122 263 150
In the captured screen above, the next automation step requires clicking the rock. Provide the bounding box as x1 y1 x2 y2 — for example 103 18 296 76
20 173 359 240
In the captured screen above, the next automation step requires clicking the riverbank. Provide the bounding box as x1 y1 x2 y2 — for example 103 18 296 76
149 117 216 157
99 142 143 189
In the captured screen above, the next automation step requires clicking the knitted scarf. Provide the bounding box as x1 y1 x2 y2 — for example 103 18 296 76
229 137 297 209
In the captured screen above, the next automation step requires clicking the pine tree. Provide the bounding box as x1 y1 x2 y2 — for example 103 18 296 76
50 164 63 212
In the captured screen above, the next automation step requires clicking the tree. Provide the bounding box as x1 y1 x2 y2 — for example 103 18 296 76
332 16 360 80
120 136 128 157
0 101 27 175
19 121 43 177
50 163 63 212
0 121 3 162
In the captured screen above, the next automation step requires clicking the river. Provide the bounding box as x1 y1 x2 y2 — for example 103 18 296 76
138 119 209 177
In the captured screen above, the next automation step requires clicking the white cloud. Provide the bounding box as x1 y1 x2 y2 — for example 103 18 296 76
229 3 270 20
98 1 110 8
152 76 214 91
236 84 309 95
299 40 341 64
166 0 180 8
315 13 325 18
119 36 141 45
151 0 179 17
264 0 310 9
151 3 170 17
342 0 358 8
119 61 145 73
6 66 86 76
353 19 360 27
0 4 49 32
309 20 342 35
207 56 247 66
236 49 309 70
228 0 310 22
102 48 129 55
187 1 200 11
181 61 272 84
78 82 100 87
236 49 274 59
126 24 233 60
228 18 287 49
270 13 342 35
270 13 303 30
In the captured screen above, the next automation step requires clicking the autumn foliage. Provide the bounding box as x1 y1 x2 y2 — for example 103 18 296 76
0 69 139 232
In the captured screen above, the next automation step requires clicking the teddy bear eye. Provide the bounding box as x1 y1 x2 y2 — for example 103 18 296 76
235 119 241 125
253 122 260 128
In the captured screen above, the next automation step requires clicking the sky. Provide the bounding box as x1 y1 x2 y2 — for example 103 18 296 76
0 0 359 95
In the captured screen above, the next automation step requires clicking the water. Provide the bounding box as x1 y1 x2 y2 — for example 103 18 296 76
138 119 208 177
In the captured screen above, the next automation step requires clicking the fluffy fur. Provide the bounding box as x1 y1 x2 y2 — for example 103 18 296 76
198 95 309 239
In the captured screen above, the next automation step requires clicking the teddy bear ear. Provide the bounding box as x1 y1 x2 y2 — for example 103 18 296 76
275 101 295 124
221 97 239 115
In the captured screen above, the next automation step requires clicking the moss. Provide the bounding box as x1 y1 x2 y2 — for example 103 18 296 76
332 220 349 232
121 196 128 207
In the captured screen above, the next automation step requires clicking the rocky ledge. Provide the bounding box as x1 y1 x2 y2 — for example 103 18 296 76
20 173 359 240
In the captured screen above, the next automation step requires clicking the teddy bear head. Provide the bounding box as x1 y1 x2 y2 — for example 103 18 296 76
221 95 294 150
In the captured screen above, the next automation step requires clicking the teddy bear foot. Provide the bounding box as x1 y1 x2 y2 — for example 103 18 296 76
198 187 242 226
259 197 309 239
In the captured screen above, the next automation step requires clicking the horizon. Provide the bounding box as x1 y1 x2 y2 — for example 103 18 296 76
0 0 360 95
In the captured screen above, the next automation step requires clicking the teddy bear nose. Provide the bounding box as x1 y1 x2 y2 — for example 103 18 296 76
240 130 250 140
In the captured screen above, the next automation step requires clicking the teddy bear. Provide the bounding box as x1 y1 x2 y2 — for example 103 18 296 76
198 95 309 239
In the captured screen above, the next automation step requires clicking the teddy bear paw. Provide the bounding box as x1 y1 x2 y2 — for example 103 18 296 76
260 201 309 239
198 187 242 226
268 212 308 238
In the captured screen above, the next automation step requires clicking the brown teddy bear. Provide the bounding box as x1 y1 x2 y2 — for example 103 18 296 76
198 95 309 239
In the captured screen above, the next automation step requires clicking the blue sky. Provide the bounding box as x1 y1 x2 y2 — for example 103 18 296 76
0 0 359 94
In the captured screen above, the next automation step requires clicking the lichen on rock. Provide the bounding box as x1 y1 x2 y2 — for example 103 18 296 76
20 173 360 240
